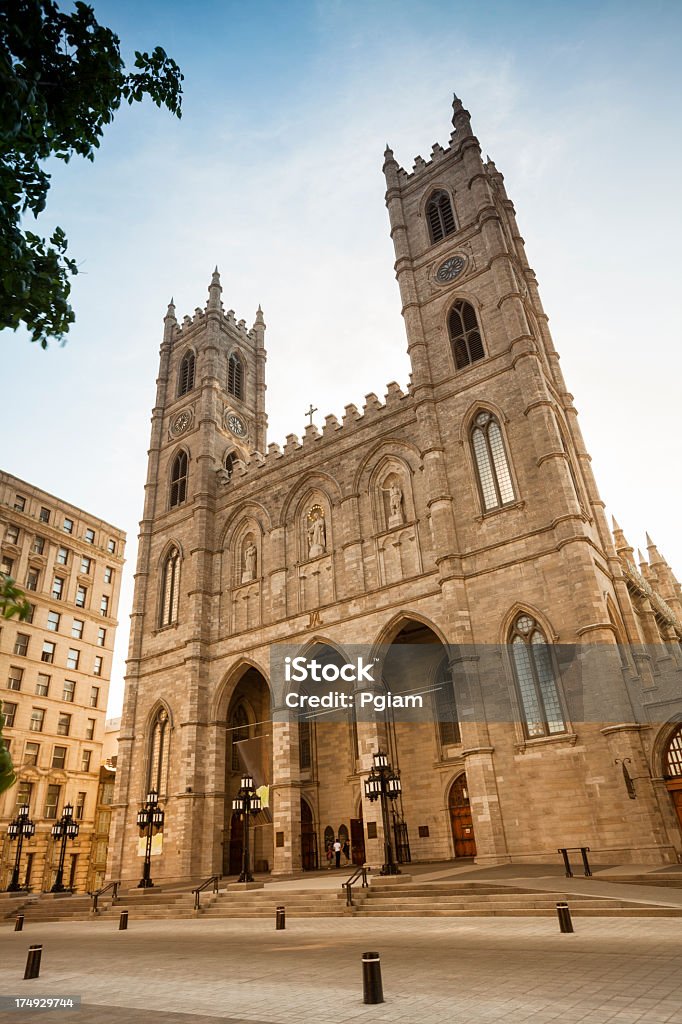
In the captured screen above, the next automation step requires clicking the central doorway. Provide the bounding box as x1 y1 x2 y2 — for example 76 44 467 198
301 798 318 870
449 775 476 857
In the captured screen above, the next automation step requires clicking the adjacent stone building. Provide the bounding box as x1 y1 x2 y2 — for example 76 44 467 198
108 97 682 885
0 472 125 891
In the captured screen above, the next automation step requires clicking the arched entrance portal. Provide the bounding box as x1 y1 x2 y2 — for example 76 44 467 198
350 803 365 865
663 726 682 835
449 775 476 858
301 798 318 871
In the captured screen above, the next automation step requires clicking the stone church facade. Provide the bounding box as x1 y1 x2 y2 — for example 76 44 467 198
108 97 682 884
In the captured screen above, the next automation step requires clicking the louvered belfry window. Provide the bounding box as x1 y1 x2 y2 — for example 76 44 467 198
160 548 180 627
228 353 243 399
471 411 515 512
224 452 238 480
178 351 195 396
426 190 456 243
169 451 188 508
448 300 485 369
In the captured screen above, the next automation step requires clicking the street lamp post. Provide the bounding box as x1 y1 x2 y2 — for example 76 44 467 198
50 803 79 893
364 750 402 875
6 805 35 892
137 789 164 888
232 775 261 883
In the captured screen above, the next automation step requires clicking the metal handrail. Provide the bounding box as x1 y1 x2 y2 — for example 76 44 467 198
192 875 220 910
342 865 369 907
91 880 120 913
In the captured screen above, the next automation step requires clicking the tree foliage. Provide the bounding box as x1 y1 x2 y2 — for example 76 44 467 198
0 575 33 795
1 0 183 347
0 713 16 795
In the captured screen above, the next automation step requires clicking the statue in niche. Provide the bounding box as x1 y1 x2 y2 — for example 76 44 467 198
242 540 257 583
384 479 405 528
307 507 326 559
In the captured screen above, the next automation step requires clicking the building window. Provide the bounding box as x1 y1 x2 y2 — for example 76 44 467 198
435 659 460 746
510 613 566 739
84 528 95 545
32 536 45 554
85 718 95 740
93 656 103 677
71 619 84 640
426 189 456 243
228 352 244 399
5 524 20 544
30 708 45 732
471 411 515 512
24 741 40 767
448 299 485 369
35 673 50 697
57 713 71 736
52 746 67 770
665 727 682 778
81 749 92 772
2 701 18 727
97 627 106 647
90 686 100 708
100 595 109 616
15 781 32 811
56 546 69 566
14 495 26 512
178 350 195 396
66 648 80 670
52 576 64 600
1 556 14 577
26 568 39 592
7 666 23 691
299 719 312 771
224 451 238 480
104 566 113 584
41 641 55 663
39 507 50 524
80 555 91 574
107 539 116 554
47 610 61 632
169 451 188 507
44 784 60 819
14 633 30 656
148 708 170 794
159 547 180 627
63 517 73 534
75 585 87 608
75 792 86 819
63 680 76 703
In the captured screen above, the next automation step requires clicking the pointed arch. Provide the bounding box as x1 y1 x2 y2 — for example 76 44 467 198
228 351 244 400
426 189 456 243
470 408 515 512
506 608 566 739
213 657 271 721
146 701 172 797
177 349 196 397
169 449 188 508
159 545 181 627
448 299 485 369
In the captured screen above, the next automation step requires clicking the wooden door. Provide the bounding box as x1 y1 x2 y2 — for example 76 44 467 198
666 779 682 834
300 798 318 871
449 775 477 858
350 817 365 865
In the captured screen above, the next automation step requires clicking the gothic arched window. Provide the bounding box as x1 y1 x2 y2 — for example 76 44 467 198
224 452 238 481
178 351 195 397
448 300 485 369
557 420 583 508
664 727 682 778
510 613 565 739
426 190 456 244
471 411 515 511
230 704 249 771
159 547 180 627
435 659 460 747
148 707 170 796
299 718 312 770
169 451 188 508
228 353 244 400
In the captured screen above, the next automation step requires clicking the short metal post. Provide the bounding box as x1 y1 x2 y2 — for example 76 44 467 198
556 902 574 933
15 914 24 932
580 846 592 877
558 848 573 878
362 951 384 1004
119 909 129 931
276 905 285 930
24 944 42 980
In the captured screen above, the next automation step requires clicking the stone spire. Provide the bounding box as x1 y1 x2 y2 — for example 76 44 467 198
451 92 473 138
163 297 176 343
207 267 223 312
611 516 635 563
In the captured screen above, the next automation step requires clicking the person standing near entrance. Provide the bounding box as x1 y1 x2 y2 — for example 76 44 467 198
333 837 342 868
342 839 350 864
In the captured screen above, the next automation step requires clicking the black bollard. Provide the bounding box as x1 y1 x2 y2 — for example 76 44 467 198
119 909 129 931
276 905 286 930
24 944 42 980
556 902 574 933
15 914 24 932
362 951 384 1004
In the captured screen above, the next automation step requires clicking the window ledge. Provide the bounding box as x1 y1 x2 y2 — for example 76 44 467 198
475 499 525 523
515 732 577 754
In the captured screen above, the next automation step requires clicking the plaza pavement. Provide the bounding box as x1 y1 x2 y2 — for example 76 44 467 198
1 914 682 1024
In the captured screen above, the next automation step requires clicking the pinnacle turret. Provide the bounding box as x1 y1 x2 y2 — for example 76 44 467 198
451 92 473 137
207 267 223 312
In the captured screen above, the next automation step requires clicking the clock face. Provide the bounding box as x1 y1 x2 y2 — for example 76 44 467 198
226 413 246 437
436 255 466 283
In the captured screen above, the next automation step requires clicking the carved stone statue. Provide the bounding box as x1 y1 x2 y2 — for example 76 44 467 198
386 481 404 527
307 512 326 558
242 541 257 583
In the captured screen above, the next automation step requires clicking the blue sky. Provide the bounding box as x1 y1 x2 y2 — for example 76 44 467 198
4 0 682 714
